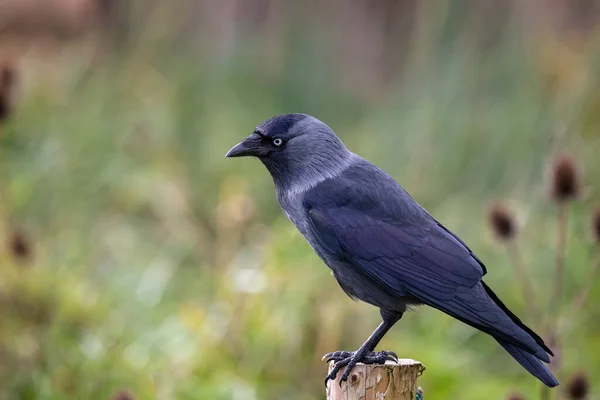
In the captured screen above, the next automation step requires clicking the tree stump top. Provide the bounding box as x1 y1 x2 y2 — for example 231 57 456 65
326 359 425 400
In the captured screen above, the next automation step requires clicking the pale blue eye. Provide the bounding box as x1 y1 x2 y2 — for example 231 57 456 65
273 138 283 147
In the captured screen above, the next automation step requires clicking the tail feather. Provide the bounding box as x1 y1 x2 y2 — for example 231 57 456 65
482 282 553 356
497 338 559 387
412 279 557 385
420 282 552 362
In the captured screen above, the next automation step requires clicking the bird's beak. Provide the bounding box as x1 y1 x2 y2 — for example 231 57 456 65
225 134 263 158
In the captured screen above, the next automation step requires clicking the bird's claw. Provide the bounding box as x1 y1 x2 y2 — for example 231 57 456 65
324 356 351 385
323 350 400 387
322 350 353 363
381 350 399 362
323 350 398 364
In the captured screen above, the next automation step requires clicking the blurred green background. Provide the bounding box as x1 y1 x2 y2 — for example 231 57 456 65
0 1 599 399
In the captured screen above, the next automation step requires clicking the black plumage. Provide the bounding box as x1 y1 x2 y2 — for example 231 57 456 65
226 113 558 388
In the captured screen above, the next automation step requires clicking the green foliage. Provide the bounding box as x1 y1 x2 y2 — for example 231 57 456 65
1 2 599 399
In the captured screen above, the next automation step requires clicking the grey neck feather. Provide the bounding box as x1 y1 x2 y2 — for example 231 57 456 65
261 123 356 196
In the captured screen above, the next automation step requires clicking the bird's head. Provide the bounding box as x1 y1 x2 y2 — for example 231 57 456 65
226 113 353 191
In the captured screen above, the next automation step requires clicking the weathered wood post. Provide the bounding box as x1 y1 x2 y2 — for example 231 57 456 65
326 359 425 400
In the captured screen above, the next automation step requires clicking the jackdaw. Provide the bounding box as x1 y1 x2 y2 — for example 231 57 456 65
225 113 558 388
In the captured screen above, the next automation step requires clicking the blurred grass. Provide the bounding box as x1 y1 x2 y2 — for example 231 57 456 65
1 1 600 399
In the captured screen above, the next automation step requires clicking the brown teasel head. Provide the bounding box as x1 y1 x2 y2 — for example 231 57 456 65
550 152 581 202
566 372 589 399
592 205 600 244
112 390 134 400
8 228 33 262
488 202 516 240
506 393 526 400
0 65 16 89
0 63 17 122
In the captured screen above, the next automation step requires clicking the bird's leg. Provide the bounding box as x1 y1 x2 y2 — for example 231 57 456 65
323 311 403 386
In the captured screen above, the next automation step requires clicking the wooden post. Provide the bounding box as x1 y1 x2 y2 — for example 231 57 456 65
326 359 425 400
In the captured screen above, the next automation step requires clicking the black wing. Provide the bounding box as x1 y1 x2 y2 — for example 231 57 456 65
308 205 484 301
304 171 551 360
303 170 485 300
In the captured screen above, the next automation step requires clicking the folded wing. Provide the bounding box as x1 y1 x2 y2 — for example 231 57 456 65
304 177 552 362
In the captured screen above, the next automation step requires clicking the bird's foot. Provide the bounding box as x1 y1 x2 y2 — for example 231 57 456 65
322 350 398 386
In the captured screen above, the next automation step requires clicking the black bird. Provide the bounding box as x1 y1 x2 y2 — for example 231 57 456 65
225 113 558 388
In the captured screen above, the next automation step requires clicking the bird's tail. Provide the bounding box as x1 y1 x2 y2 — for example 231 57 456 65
422 281 558 386
481 282 558 387
496 338 559 387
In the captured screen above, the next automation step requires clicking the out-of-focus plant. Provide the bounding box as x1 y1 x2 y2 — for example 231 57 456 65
507 392 526 400
7 227 34 265
0 1 599 399
488 202 539 319
565 372 589 400
0 63 17 125
112 389 135 400
490 151 596 400
548 152 581 318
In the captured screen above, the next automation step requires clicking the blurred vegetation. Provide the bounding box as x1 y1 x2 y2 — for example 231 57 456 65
0 1 599 399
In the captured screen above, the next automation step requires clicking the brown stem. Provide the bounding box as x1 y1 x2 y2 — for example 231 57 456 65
506 242 538 320
568 253 600 318
550 203 568 324
540 384 551 400
541 203 569 400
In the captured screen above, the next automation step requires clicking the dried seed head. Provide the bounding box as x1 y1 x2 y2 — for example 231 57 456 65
489 202 516 240
1 65 16 88
8 228 33 262
112 390 134 400
592 205 600 244
550 152 581 201
567 372 589 399
506 393 526 400
0 63 17 122
95 0 118 26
